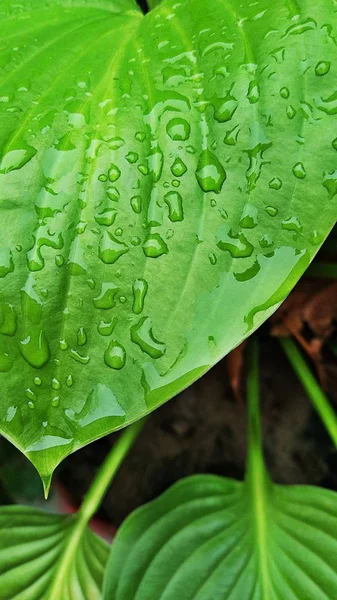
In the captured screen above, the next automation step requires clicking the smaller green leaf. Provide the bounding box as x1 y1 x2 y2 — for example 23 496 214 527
103 474 337 599
0 506 109 600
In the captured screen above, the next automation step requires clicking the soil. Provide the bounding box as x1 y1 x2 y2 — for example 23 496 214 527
54 332 337 527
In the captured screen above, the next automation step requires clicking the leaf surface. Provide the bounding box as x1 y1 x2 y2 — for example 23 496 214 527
104 474 337 599
0 506 109 600
0 0 336 479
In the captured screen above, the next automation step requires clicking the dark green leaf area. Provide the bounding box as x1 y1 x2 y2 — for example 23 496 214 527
104 475 337 599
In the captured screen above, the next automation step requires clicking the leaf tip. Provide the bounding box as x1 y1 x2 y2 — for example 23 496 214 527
42 474 53 499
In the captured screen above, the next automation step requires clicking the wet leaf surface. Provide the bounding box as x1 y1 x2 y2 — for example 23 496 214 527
0 0 336 481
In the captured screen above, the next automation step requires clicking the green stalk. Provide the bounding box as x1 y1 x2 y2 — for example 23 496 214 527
280 338 337 447
245 338 272 597
306 262 337 279
246 338 270 486
79 418 146 522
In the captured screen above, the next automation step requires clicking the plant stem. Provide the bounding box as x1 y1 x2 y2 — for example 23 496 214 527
306 262 337 279
79 418 147 523
246 338 269 484
280 338 337 447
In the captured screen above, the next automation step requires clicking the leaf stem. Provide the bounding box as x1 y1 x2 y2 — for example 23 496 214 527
79 419 147 523
280 338 337 447
246 338 269 484
306 261 337 279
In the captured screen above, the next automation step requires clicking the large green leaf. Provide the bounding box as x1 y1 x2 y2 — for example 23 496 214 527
103 474 337 599
0 0 336 483
0 506 109 599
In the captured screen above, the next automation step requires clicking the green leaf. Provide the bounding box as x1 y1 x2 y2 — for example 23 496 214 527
0 506 109 600
0 0 336 481
103 474 337 599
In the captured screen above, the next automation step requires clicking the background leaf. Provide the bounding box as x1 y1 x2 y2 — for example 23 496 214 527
104 474 337 599
0 0 336 481
0 506 109 599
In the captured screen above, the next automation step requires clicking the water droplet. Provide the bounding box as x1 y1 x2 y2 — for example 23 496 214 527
196 150 226 193
108 164 121 182
77 327 87 346
135 131 146 142
0 248 14 278
131 316 166 359
104 340 126 370
132 279 148 314
164 191 184 222
286 105 296 119
259 234 273 249
108 137 125 151
234 259 261 282
223 125 240 146
280 87 290 99
66 375 73 387
19 330 50 368
269 177 282 190
247 80 260 103
93 282 119 309
130 195 142 214
240 205 258 229
265 205 278 217
209 253 217 265
323 170 337 199
28 401 35 410
52 378 61 390
70 349 90 365
148 146 164 182
55 255 64 267
166 118 190 141
138 163 149 176
315 61 330 76
99 231 129 264
107 187 120 202
34 376 42 386
171 158 187 177
293 162 306 179
143 233 168 258
217 230 254 258
282 216 302 233
60 339 68 350
0 142 37 174
98 173 108 182
51 396 60 408
95 209 117 227
131 236 141 246
212 92 238 123
332 138 337 151
98 317 117 336
126 151 139 164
